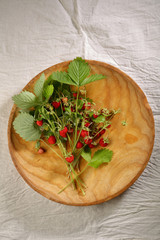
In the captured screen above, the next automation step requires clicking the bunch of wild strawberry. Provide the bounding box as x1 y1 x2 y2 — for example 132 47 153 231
35 88 116 164
12 58 120 194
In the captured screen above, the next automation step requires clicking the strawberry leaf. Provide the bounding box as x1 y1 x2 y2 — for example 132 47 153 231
80 74 106 86
13 112 41 141
50 71 76 86
68 57 90 86
89 149 113 168
93 115 105 123
43 84 54 100
62 89 71 98
81 146 91 162
34 73 45 101
12 91 37 110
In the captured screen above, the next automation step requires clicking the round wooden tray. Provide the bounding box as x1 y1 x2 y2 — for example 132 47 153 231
8 60 155 206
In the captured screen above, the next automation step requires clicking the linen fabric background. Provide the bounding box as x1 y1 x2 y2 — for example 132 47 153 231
0 0 160 239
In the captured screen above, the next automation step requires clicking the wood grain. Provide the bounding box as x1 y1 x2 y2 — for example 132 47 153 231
8 60 155 206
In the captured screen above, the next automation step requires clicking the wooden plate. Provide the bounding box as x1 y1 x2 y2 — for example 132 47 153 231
8 60 155 206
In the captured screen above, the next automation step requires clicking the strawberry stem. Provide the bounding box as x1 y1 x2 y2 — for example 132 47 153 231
40 139 63 160
58 163 89 194
74 87 80 146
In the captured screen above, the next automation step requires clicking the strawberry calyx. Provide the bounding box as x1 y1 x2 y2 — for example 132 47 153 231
80 129 89 138
88 142 97 148
99 138 110 147
84 137 92 145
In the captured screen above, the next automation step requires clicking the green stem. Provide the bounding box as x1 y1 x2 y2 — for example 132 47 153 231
67 166 76 190
58 163 89 194
41 138 76 190
67 133 73 150
47 119 55 133
72 145 86 168
92 122 110 140
74 87 79 144
60 101 65 126
58 141 67 157
70 164 86 189
72 119 85 153
40 139 63 160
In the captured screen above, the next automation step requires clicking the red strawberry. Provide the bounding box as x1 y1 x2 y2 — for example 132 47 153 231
76 141 83 149
82 103 85 110
59 127 68 138
88 143 96 148
73 92 77 98
63 126 68 133
38 148 45 154
85 102 91 110
82 102 91 110
107 124 111 128
36 120 43 126
94 132 100 139
85 122 90 127
62 105 65 112
66 154 74 163
80 130 89 138
48 135 56 144
99 138 108 147
84 138 92 145
52 101 61 109
93 114 98 119
99 128 106 136
71 107 75 112
77 130 80 136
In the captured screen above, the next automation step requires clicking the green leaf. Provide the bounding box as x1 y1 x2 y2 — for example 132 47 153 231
68 57 90 86
34 73 45 101
44 75 54 88
80 74 106 86
89 149 113 168
12 91 37 110
43 85 54 100
86 97 94 103
88 111 94 117
13 112 41 141
81 146 91 162
62 89 71 98
93 115 105 123
50 71 76 86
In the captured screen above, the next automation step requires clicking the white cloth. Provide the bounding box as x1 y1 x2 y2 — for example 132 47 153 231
0 0 160 239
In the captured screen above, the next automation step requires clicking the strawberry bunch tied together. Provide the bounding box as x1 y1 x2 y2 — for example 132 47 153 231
12 57 120 195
